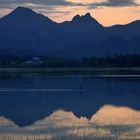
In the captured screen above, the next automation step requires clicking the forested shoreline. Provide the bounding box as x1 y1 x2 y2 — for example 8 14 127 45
0 54 140 68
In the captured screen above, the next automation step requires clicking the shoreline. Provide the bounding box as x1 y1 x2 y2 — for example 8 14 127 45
0 67 139 75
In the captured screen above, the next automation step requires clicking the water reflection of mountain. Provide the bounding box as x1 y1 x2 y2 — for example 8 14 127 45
0 74 140 126
0 105 140 140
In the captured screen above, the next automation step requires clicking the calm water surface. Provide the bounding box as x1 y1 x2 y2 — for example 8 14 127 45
0 74 139 126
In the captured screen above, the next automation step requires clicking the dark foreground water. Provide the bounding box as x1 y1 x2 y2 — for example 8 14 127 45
0 74 139 126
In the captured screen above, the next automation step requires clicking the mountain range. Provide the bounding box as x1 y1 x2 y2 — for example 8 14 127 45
0 7 140 57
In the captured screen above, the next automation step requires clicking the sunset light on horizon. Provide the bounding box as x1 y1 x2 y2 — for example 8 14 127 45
0 0 140 26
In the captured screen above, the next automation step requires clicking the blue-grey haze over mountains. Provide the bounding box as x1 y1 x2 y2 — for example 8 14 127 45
0 7 140 57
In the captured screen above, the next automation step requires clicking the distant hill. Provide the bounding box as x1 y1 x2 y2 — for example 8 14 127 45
0 7 140 57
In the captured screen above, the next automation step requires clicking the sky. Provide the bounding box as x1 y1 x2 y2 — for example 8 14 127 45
0 0 140 26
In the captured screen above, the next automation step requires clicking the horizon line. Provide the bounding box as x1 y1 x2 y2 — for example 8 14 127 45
0 6 140 27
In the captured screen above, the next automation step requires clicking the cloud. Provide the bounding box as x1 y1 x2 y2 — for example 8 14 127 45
0 0 139 8
0 0 84 8
0 0 140 22
0 0 84 17
88 0 139 8
0 0 139 11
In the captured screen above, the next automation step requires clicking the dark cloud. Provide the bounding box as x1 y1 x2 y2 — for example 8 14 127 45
0 0 84 8
0 0 138 9
0 0 139 18
89 0 138 8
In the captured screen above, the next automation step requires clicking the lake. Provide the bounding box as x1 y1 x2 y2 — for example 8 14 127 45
0 74 139 126
0 73 140 139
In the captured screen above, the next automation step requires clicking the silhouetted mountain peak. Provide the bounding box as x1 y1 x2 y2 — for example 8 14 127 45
84 12 92 19
0 7 140 57
1 7 55 26
72 14 80 21
72 13 93 22
14 7 34 13
7 7 37 18
71 13 103 27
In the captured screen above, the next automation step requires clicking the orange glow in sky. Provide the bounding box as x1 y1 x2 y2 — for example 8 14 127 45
47 6 140 26
0 0 140 26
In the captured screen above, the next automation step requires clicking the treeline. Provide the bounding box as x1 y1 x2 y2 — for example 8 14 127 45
81 54 140 67
0 54 140 68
